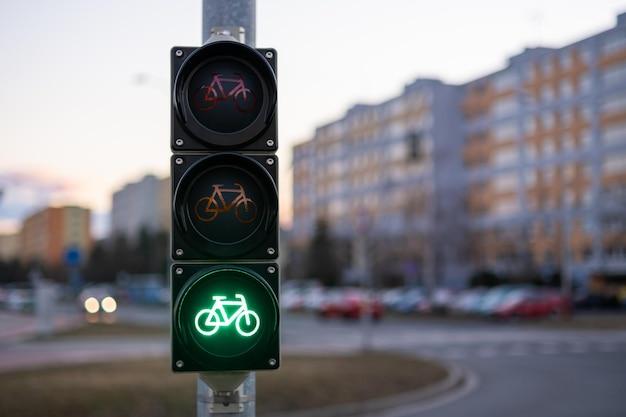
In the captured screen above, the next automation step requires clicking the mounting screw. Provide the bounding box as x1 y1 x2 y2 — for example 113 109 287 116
266 139 275 147
176 360 184 368
265 51 274 59
175 157 184 165
175 49 184 57
175 138 184 146
267 247 276 255
268 358 277 366
175 249 184 256
175 267 183 275
266 158 274 166
267 266 276 274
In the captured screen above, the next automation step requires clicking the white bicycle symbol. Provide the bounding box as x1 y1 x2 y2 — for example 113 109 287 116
194 294 260 337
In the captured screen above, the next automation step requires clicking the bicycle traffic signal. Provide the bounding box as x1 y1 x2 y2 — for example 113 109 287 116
171 263 279 371
170 40 279 373
171 41 277 151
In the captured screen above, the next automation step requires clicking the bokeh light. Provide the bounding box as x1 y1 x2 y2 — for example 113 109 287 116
101 296 117 313
84 297 100 314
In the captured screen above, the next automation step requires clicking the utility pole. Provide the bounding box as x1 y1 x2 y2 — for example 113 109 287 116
197 2 257 416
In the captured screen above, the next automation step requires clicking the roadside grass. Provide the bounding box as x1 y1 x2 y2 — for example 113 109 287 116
0 353 447 417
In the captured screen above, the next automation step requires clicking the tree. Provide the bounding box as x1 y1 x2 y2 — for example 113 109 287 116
306 218 341 287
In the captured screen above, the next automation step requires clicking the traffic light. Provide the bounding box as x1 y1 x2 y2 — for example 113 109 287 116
170 40 279 372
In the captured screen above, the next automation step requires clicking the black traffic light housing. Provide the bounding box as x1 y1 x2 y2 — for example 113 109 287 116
171 43 277 152
171 152 279 261
170 39 280 373
171 263 280 372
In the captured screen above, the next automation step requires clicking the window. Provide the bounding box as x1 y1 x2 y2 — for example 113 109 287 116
542 58 553 76
604 152 626 173
492 198 519 216
561 133 576 152
602 92 626 114
524 116 536 133
603 32 626 55
492 97 517 118
579 129 593 147
493 146 518 167
602 62 626 86
526 143 538 160
406 131 423 161
560 79 573 98
543 139 556 157
560 51 572 69
541 87 554 103
582 106 594 123
580 48 593 65
493 71 517 91
493 172 518 193
603 122 626 146
493 120 518 143
561 109 574 126
542 113 555 130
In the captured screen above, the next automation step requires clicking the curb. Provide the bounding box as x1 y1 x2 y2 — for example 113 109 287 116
267 361 475 417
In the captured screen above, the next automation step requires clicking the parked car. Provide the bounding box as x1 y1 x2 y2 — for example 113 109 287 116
431 288 455 313
493 288 571 319
281 288 305 311
318 290 383 320
380 288 404 310
394 287 430 314
302 286 326 312
450 288 487 315
477 286 524 316
5 288 34 312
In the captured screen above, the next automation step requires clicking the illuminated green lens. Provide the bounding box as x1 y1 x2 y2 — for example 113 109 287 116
175 266 278 359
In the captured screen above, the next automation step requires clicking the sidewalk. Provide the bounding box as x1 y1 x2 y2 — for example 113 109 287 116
0 337 169 373
0 310 82 344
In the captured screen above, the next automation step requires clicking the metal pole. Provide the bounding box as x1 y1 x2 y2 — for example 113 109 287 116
198 1 257 416
202 0 256 46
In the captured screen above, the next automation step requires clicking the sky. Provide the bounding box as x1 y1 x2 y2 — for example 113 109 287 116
0 0 625 237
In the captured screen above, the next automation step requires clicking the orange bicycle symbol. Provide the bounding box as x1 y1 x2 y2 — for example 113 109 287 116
194 183 258 224
193 73 257 112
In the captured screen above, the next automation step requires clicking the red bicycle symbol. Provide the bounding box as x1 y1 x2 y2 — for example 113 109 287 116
194 183 258 224
193 73 257 112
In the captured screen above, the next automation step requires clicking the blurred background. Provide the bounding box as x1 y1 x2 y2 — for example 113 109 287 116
1 1 626 417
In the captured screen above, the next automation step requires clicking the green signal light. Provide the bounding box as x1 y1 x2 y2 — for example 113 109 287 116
194 293 260 337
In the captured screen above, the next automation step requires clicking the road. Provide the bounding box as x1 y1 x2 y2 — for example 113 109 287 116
283 314 626 417
1 308 626 416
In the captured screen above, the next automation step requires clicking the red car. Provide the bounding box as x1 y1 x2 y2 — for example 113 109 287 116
318 291 383 320
494 289 571 319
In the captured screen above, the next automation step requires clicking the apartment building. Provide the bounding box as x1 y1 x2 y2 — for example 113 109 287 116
292 13 626 286
464 14 626 281
292 79 465 285
0 233 19 261
19 206 92 266
111 174 170 241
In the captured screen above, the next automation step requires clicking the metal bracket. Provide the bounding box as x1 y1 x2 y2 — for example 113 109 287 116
207 26 246 44
199 372 251 414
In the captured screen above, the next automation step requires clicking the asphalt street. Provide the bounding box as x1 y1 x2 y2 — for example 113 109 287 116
1 309 625 416
283 314 626 417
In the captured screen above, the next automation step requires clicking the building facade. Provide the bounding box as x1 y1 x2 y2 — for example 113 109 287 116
19 206 92 266
293 79 465 285
0 233 19 261
292 13 626 287
111 174 170 241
